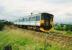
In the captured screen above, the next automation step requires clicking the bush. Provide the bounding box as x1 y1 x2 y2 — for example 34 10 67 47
54 24 72 31
0 20 5 31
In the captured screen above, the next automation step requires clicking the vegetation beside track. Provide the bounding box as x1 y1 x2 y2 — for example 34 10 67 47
0 25 72 50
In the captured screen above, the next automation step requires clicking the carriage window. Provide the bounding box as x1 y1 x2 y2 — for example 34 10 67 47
21 18 25 22
30 16 36 21
32 17 36 21
25 18 27 21
27 18 29 21
30 17 32 21
36 16 40 21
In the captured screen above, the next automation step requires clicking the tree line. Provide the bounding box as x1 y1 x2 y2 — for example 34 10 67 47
54 24 72 31
0 20 13 31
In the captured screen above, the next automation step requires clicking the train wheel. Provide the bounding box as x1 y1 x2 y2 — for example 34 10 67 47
35 26 40 31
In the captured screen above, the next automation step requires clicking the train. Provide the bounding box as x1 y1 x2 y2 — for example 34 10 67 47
14 12 54 32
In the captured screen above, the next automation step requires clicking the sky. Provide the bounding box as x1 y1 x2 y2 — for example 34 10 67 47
0 0 72 24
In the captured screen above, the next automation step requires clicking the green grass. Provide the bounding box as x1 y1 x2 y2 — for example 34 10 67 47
53 29 72 36
0 27 72 50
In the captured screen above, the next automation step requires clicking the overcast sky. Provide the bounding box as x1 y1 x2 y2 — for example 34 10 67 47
0 0 72 24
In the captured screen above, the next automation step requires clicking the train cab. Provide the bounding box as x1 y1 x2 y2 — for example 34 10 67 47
40 13 53 32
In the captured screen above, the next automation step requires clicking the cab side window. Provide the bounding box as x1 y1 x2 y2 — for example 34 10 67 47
36 16 40 21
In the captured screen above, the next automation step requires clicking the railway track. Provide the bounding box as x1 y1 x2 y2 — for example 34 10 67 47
24 29 72 48
46 33 72 46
